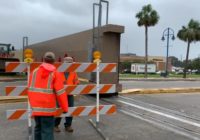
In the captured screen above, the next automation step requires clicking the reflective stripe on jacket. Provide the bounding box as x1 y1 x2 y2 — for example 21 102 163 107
62 72 79 85
28 63 68 116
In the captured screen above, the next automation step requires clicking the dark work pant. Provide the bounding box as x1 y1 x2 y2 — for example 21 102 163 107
34 116 54 140
55 95 74 127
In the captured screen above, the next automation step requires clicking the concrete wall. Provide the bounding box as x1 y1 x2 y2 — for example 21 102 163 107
28 24 124 86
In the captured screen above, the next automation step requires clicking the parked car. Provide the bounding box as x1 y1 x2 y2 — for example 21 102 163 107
175 69 183 74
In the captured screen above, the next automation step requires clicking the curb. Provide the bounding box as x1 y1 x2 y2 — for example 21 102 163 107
119 78 200 81
119 87 200 94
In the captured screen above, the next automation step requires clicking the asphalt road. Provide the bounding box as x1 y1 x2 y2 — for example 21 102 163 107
0 95 191 140
128 93 200 117
1 81 200 139
120 80 200 90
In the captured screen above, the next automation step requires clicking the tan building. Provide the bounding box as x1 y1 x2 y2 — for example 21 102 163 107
28 24 124 63
120 53 144 62
148 56 165 71
19 24 124 92
120 54 172 72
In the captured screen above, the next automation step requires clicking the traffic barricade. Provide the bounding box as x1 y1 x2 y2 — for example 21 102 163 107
5 61 117 139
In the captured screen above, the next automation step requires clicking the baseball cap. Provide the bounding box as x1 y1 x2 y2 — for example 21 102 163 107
44 52 55 60
63 57 73 63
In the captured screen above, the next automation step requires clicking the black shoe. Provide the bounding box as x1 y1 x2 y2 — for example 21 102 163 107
65 126 74 133
54 126 61 132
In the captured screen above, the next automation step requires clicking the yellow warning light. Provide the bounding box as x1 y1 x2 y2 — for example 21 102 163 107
24 58 33 63
24 48 33 59
93 51 101 60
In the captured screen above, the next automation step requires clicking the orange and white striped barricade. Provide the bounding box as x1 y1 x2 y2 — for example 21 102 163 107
6 84 116 96
7 105 116 121
5 62 28 72
6 62 116 73
5 61 117 139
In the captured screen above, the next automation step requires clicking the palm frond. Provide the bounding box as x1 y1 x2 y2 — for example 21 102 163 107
188 19 200 29
177 19 200 43
135 4 159 27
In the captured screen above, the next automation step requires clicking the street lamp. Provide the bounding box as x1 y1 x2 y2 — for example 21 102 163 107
161 27 175 77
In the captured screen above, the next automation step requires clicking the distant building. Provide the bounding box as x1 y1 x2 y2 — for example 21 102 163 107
120 53 172 72
120 53 144 62
120 53 136 57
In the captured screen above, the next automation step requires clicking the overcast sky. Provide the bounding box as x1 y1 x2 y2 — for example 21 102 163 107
0 0 200 60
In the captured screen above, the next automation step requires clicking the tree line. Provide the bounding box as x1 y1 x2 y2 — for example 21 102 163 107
171 56 200 72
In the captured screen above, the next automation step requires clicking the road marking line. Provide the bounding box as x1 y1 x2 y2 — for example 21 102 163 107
120 109 200 140
118 100 200 128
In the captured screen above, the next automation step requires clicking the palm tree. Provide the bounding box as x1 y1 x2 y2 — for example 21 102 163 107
177 19 200 78
136 4 159 78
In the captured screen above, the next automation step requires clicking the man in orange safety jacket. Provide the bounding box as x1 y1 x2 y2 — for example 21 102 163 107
54 56 79 133
28 52 68 140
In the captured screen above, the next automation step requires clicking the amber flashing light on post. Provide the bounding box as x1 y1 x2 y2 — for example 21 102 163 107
24 49 33 63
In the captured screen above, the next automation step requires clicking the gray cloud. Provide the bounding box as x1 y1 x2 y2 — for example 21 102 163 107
0 0 200 60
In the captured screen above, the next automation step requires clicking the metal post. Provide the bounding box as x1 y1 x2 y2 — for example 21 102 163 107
93 0 109 52
97 2 102 113
27 37 28 47
161 27 175 77
26 37 31 139
26 37 29 48
93 3 99 50
22 37 25 61
97 0 102 51
96 60 100 123
92 3 99 82
93 3 95 47
166 28 170 76
106 1 109 24
22 37 28 61
98 0 102 28
101 0 109 24
27 64 32 140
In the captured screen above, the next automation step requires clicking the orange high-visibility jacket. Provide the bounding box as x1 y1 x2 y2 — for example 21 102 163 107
28 63 68 116
62 72 79 85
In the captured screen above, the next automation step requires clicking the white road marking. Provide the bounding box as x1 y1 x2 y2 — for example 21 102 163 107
120 109 200 140
118 100 200 128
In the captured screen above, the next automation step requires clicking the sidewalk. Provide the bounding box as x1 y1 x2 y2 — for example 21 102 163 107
119 78 200 94
120 87 200 94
